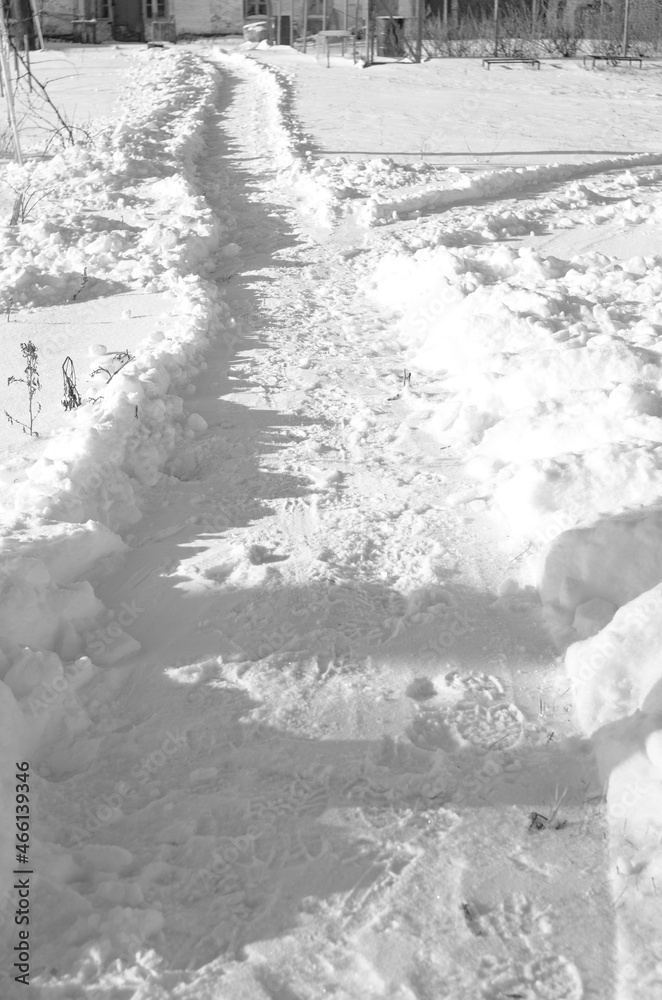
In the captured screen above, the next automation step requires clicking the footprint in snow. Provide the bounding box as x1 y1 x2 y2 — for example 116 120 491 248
479 954 584 1000
463 892 551 943
406 672 524 753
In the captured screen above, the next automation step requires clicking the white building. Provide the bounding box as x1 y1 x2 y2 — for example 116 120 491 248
40 0 378 41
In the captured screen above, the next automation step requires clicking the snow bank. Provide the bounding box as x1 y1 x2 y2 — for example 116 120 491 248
540 508 662 890
1 50 232 530
0 48 236 936
564 585 662 883
363 162 662 922
565 583 662 732
357 153 662 226
0 519 127 586
365 183 662 547
564 582 662 991
539 508 662 636
0 52 235 526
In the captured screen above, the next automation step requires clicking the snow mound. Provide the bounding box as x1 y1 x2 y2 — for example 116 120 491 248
0 518 127 585
365 219 662 546
0 48 239 942
1 49 232 531
357 153 662 226
566 582 662 731
539 508 662 636
565 583 662 866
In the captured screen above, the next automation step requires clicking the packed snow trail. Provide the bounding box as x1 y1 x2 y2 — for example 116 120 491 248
9 47 662 998
0 52 625 999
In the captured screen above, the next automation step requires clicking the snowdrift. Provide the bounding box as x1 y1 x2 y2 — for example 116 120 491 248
360 164 662 941
0 48 236 936
364 206 662 545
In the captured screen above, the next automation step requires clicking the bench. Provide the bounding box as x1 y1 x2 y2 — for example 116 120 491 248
315 30 354 67
583 54 644 68
482 56 540 69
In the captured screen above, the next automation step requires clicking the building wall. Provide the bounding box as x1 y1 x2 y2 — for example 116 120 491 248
94 18 114 39
172 0 213 33
39 0 372 39
191 0 359 35
41 0 77 36
209 0 245 33
40 0 120 39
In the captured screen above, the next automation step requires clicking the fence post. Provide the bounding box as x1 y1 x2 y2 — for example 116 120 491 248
9 0 35 49
622 0 630 53
28 0 44 50
365 0 373 64
0 14 23 165
23 33 32 90
493 0 499 55
266 0 273 43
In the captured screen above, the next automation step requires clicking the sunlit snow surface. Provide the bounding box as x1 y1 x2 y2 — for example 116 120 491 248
1 39 662 1000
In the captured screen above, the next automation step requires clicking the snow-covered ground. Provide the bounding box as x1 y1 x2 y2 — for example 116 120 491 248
251 44 662 164
1 39 662 998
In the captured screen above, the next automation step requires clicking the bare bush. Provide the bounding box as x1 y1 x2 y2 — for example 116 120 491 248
5 340 41 437
405 0 662 61
418 15 495 58
538 26 580 58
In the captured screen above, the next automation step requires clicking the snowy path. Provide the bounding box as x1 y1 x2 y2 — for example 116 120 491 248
2 55 631 1000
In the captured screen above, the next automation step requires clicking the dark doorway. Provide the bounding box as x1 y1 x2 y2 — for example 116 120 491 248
113 0 144 40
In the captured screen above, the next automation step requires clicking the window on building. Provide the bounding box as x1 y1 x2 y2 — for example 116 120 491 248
245 0 268 17
81 0 110 15
146 0 168 17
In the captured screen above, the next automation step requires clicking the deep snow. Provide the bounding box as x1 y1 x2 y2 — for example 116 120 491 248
1 40 662 999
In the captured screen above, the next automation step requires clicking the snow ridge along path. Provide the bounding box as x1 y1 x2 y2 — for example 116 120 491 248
2 45 662 998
